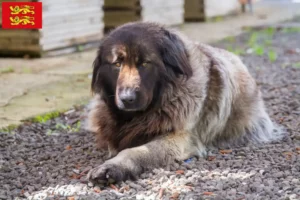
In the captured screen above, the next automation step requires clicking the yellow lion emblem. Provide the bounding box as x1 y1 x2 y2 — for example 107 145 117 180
10 16 35 26
10 5 35 15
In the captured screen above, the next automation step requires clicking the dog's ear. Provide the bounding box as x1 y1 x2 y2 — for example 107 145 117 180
91 46 102 93
160 29 193 78
91 36 108 93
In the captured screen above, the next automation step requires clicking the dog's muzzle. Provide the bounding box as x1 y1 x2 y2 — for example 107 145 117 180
116 88 141 111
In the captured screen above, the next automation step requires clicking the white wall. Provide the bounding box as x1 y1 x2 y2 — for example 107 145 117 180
141 0 184 25
205 0 240 18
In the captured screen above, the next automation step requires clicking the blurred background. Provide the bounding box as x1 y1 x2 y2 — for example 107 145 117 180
0 0 277 57
0 0 300 128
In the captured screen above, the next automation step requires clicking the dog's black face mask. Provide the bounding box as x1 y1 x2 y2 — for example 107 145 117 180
91 22 192 113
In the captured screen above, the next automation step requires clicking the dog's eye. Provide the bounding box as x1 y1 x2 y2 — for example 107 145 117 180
142 62 149 67
114 62 121 67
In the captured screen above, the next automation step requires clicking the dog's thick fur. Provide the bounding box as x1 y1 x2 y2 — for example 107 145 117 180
85 22 282 182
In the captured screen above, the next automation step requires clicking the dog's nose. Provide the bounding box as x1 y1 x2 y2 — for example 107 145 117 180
119 89 137 104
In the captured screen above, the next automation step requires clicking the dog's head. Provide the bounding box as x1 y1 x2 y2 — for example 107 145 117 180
91 22 192 112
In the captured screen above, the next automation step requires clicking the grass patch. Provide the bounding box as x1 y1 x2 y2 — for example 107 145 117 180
29 111 62 123
0 124 19 133
210 16 224 22
0 66 14 74
246 28 275 54
224 36 235 43
293 62 300 69
253 45 264 56
22 68 32 73
264 39 272 46
46 121 81 135
282 27 300 33
263 27 275 36
226 46 245 56
55 121 81 132
232 49 245 56
77 45 84 52
247 32 258 46
268 50 277 62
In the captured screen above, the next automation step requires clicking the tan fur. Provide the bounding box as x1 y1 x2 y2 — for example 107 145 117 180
85 23 283 183
117 65 141 89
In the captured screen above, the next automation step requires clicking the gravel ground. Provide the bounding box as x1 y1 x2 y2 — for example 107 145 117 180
1 20 300 200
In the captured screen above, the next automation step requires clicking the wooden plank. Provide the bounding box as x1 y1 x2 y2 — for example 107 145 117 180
42 13 103 26
104 0 139 9
184 0 204 11
42 41 100 58
41 0 101 6
0 30 40 39
43 2 102 13
141 0 183 7
40 28 103 47
0 44 41 52
40 24 102 40
184 0 205 21
41 33 102 51
0 7 2 24
140 0 184 25
0 50 41 58
0 0 104 57
40 32 103 49
185 11 205 20
0 38 38 45
42 18 102 31
43 7 102 18
104 10 140 27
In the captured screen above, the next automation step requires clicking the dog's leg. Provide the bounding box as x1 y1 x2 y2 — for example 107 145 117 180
106 143 118 159
87 131 202 183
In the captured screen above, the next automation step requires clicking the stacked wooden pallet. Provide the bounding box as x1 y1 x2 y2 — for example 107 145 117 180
103 0 141 32
0 0 104 57
184 0 245 22
103 0 184 32
184 0 205 22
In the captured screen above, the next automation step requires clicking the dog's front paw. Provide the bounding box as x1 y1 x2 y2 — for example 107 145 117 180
87 163 134 184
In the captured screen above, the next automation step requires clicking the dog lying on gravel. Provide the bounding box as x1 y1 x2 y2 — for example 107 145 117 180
85 22 282 183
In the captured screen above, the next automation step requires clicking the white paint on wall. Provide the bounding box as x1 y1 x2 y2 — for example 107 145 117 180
140 0 184 25
205 0 240 18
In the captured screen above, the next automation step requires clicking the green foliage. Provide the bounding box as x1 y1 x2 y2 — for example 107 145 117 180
77 45 84 52
253 45 264 56
55 121 81 133
0 124 18 133
212 16 224 22
0 66 14 74
31 111 61 123
268 50 277 62
22 68 32 73
263 27 275 36
243 27 253 32
247 32 258 46
227 46 245 56
282 27 300 33
224 36 235 43
293 62 300 69
232 48 245 56
264 39 272 46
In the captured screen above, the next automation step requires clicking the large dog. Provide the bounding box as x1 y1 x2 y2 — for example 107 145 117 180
85 22 282 183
